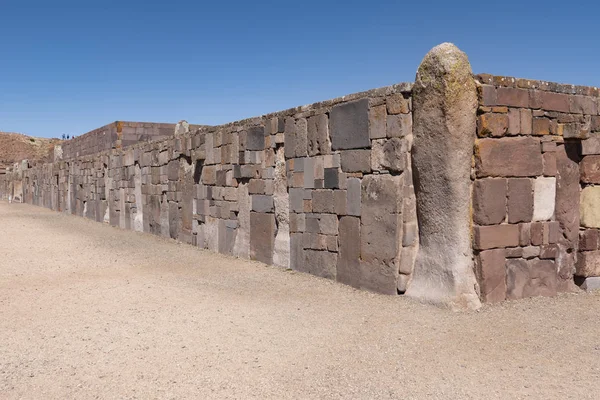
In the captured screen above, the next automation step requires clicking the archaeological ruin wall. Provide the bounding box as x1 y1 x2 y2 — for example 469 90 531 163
3 43 600 308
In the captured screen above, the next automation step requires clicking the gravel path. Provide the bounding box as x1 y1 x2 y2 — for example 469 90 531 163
1 201 599 399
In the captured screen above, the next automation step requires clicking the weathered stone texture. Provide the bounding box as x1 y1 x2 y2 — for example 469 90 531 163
475 137 543 177
330 99 370 150
472 178 507 225
405 43 481 309
476 249 506 303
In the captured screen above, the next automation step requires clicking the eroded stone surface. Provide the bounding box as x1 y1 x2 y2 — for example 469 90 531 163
405 43 481 309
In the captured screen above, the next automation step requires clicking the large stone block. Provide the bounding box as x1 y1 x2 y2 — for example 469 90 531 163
506 259 558 300
532 177 556 221
555 144 580 248
330 99 370 150
507 178 533 223
478 113 508 137
581 186 600 228
299 250 337 280
246 126 265 151
307 114 331 156
250 212 276 264
576 251 600 277
580 155 600 184
406 43 481 309
472 178 507 225
369 104 387 139
475 137 543 177
386 114 412 138
473 224 520 250
581 137 600 155
476 249 506 303
340 150 371 173
496 87 529 108
371 138 407 173
360 174 402 294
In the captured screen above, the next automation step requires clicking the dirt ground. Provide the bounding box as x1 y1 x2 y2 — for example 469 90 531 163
1 201 599 399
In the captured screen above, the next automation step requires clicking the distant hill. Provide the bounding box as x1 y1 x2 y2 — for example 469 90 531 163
0 132 62 172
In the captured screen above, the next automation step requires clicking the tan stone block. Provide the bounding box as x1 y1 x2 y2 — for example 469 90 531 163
576 251 600 277
532 118 550 135
581 186 600 228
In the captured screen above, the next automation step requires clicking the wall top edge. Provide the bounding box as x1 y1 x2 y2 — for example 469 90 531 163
476 73 600 96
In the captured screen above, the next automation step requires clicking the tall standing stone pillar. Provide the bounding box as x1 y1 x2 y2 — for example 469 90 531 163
405 43 481 309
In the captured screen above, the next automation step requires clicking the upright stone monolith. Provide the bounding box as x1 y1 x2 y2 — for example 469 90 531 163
405 43 481 309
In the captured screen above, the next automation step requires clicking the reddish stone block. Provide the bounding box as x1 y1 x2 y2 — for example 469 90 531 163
581 137 600 155
507 108 521 135
479 85 497 106
520 108 532 135
576 251 600 277
532 118 550 135
473 224 520 250
475 137 543 178
542 92 570 112
519 223 531 246
580 155 600 184
529 89 543 109
507 259 557 299
476 249 507 303
579 230 599 251
531 222 544 246
473 178 507 225
507 178 533 223
543 152 557 176
548 221 560 244
570 95 598 115
497 87 529 108
478 113 508 137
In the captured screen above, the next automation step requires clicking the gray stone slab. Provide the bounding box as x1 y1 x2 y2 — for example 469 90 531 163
330 99 370 150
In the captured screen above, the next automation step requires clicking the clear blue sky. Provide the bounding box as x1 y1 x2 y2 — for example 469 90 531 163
1 1 598 138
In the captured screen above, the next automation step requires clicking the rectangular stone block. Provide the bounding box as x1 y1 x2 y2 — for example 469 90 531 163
476 249 507 303
569 95 597 115
580 186 600 228
507 108 521 135
246 126 265 151
297 250 337 280
369 104 387 139
473 224 520 250
506 259 557 300
507 178 533 223
250 212 275 264
312 190 335 213
334 190 347 215
478 113 508 137
541 92 570 113
533 177 556 221
532 118 550 136
478 84 497 106
520 108 532 135
330 99 370 150
340 150 371 173
252 195 274 213
579 229 599 251
324 168 339 189
497 87 529 108
473 178 507 225
307 114 330 156
386 114 412 138
576 251 600 277
475 137 543 178
581 138 600 155
360 175 401 294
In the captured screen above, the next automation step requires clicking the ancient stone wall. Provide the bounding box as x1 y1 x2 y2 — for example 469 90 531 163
2 83 416 296
60 121 201 160
474 74 600 301
4 44 600 307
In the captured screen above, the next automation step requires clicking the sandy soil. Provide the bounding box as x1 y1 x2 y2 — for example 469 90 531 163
1 201 599 399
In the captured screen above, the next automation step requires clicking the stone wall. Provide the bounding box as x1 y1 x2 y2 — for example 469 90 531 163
61 121 203 160
474 74 599 301
4 43 600 307
2 83 416 296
